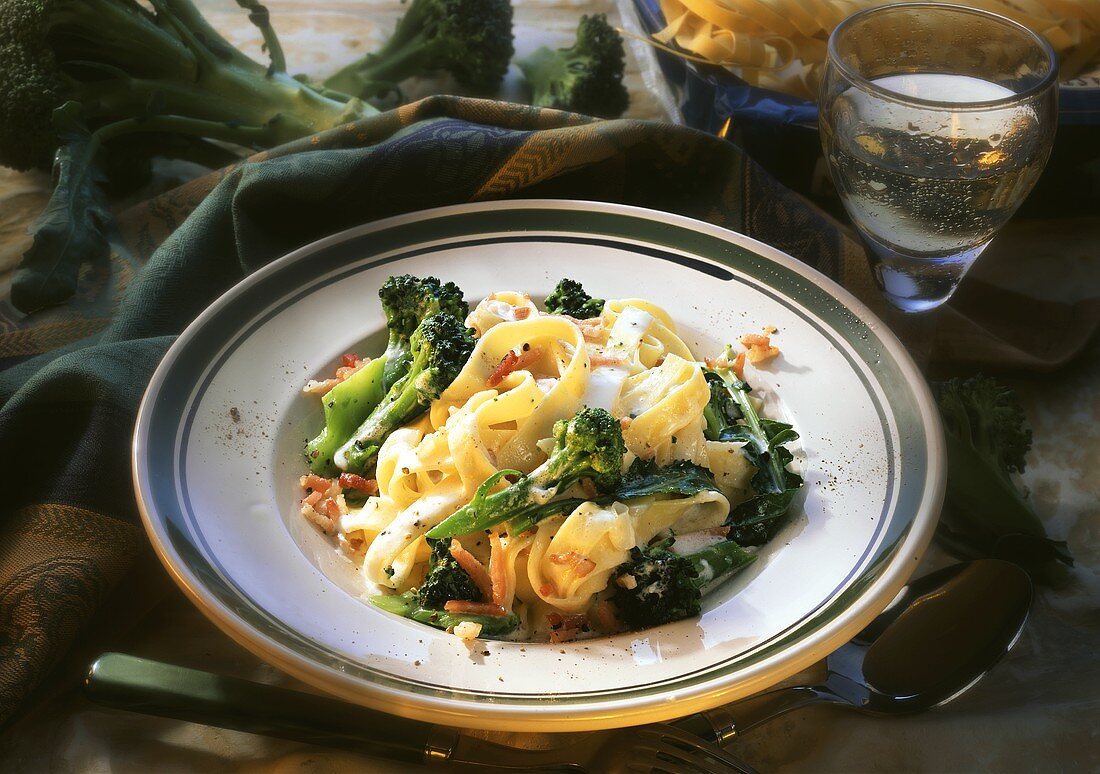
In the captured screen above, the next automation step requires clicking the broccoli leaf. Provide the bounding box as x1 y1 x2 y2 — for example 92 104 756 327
616 458 719 500
702 360 804 546
932 375 1072 582
11 103 111 313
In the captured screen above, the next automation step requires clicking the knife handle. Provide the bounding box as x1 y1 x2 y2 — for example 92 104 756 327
84 653 454 765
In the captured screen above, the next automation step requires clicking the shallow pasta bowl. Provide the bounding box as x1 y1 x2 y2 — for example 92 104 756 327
133 200 945 733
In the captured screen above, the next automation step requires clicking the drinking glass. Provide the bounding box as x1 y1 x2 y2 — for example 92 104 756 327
820 3 1058 313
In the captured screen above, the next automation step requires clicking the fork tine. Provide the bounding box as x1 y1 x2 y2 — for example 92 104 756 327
634 724 759 774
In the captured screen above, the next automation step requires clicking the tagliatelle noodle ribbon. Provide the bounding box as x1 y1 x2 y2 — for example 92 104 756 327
656 0 1100 100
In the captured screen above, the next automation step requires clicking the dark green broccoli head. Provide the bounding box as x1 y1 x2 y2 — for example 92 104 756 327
424 0 513 92
0 0 63 170
934 375 1031 474
541 406 625 492
611 539 700 629
544 278 604 318
517 14 629 119
379 274 468 340
416 538 482 608
408 312 476 399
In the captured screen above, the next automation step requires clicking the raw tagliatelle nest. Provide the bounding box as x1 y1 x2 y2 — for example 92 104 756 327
655 0 1100 99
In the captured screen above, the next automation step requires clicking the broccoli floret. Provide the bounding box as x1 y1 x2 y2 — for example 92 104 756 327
1 0 377 311
379 274 468 391
543 278 604 318
338 312 475 474
323 0 513 100
416 538 482 609
611 537 755 629
516 14 629 119
933 376 1071 574
427 406 626 538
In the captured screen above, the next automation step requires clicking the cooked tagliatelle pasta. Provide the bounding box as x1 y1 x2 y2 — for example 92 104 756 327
298 276 803 642
655 0 1100 99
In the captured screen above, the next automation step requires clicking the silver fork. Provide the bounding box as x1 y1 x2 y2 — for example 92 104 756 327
428 722 758 772
85 653 756 773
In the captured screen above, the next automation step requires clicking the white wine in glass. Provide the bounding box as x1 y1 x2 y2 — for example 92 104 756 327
820 4 1058 313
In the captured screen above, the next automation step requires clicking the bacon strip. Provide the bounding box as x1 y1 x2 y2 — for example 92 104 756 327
486 346 544 387
338 473 378 495
444 600 508 617
488 532 508 607
589 353 626 368
449 539 494 601
300 474 331 494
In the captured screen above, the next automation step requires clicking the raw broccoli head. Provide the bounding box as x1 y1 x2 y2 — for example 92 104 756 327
538 406 625 492
543 278 604 318
0 0 64 169
408 311 477 400
516 14 629 119
323 0 513 98
934 375 1031 474
611 539 700 629
416 538 482 609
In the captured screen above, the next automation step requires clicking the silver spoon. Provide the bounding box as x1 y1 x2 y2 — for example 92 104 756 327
676 559 1033 745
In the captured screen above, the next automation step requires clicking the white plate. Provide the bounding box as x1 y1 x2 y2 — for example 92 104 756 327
133 200 944 732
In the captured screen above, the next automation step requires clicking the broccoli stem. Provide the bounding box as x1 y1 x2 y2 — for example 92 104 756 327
689 540 756 587
323 0 441 97
371 591 519 637
338 371 428 474
306 357 388 476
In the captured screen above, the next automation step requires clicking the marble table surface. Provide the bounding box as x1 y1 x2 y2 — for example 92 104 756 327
0 1 1097 771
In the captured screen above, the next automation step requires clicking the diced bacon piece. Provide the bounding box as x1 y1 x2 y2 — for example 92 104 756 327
590 601 624 633
549 551 594 575
562 614 587 630
318 498 342 519
619 417 633 431
301 473 332 494
616 573 638 590
444 600 508 617
449 540 494 601
733 351 746 380
539 582 556 597
740 333 771 347
303 378 339 396
302 491 323 508
486 346 544 387
546 612 564 628
589 353 626 368
549 628 579 644
338 473 378 495
342 353 360 368
763 325 778 335
740 333 780 365
513 306 531 320
453 621 483 640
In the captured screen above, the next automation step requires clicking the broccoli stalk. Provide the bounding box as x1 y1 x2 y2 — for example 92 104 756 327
336 312 475 475
378 274 468 392
371 590 520 637
1 0 378 312
543 278 604 318
933 376 1071 577
323 0 513 100
703 347 803 546
304 356 387 476
611 537 756 629
427 407 626 538
516 14 629 119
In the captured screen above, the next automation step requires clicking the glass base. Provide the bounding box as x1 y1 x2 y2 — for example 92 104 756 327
860 231 989 313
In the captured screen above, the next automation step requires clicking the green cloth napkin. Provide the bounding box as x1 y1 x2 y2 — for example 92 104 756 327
0 95 1092 726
